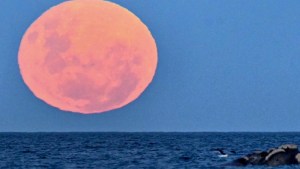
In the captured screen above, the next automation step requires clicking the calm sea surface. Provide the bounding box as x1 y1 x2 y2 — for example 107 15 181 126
1 132 300 168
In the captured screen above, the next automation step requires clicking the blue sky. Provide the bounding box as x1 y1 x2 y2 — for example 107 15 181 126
1 0 300 132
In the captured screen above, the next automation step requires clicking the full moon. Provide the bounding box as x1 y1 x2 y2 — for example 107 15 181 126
18 0 157 114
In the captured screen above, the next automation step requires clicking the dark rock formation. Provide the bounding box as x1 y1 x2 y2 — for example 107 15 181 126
226 144 300 167
296 153 300 162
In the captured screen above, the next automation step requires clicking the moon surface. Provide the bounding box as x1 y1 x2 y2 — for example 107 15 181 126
18 0 157 114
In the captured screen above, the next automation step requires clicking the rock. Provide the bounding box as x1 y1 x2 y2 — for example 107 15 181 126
296 153 300 163
278 144 299 156
267 144 299 166
224 157 248 167
227 144 300 167
267 148 276 154
265 149 285 161
247 151 268 165
278 144 298 150
265 149 288 166
229 151 268 166
232 156 249 166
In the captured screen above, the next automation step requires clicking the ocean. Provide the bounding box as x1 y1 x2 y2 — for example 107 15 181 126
1 132 300 168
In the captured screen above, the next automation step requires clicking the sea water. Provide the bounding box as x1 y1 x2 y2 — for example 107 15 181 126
1 132 300 168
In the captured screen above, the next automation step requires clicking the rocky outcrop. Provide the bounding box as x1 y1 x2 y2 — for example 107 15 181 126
227 144 300 167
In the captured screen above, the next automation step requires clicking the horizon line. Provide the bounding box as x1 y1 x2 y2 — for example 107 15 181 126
1 131 300 133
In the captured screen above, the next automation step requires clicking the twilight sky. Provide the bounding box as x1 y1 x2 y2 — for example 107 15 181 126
1 0 300 132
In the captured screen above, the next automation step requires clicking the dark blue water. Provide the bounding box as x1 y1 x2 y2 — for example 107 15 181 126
1 132 300 168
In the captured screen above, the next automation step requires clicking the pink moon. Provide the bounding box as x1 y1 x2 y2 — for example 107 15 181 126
18 0 158 114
